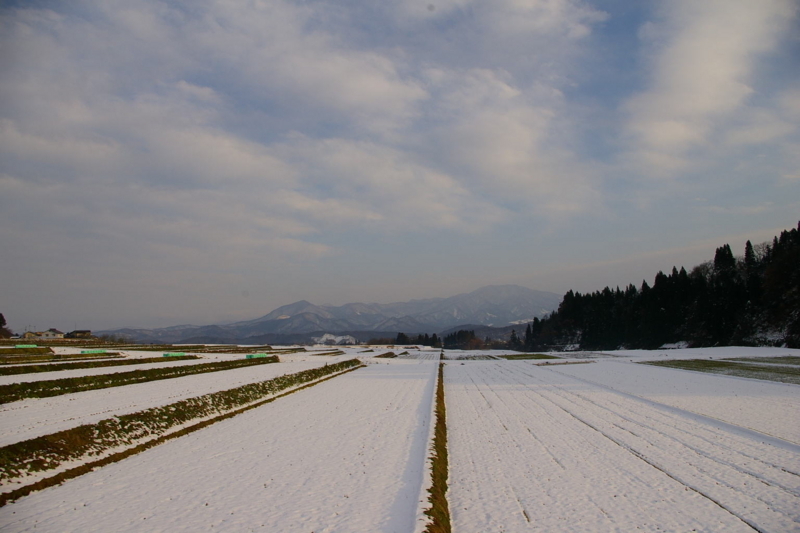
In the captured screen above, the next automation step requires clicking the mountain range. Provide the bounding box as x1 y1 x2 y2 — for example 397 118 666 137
99 285 562 344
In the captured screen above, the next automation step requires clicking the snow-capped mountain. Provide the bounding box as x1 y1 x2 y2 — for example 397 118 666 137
99 285 562 343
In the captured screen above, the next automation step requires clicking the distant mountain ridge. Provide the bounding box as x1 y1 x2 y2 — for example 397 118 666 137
99 285 562 343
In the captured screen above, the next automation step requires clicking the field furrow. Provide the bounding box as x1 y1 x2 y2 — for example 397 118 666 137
446 361 800 533
0 361 336 447
0 360 438 533
0 358 205 384
553 360 800 444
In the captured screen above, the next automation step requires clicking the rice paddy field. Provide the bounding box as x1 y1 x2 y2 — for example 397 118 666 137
0 344 798 532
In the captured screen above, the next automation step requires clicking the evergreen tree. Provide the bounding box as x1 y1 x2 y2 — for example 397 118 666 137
713 244 736 273
0 313 10 339
444 330 479 349
509 329 521 350
523 323 533 351
520 222 800 349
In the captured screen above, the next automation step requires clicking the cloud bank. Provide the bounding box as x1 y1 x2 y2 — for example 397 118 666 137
1 0 798 329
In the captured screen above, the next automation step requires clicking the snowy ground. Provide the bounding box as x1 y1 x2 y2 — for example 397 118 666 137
446 360 799 533
1 360 438 533
0 360 334 446
553 360 800 444
581 345 800 361
1 345 798 532
0 358 211 385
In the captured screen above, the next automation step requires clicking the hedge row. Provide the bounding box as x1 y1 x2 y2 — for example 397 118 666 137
0 355 201 376
0 359 362 483
0 356 280 403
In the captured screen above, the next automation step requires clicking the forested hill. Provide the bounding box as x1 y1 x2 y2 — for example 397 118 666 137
521 222 800 351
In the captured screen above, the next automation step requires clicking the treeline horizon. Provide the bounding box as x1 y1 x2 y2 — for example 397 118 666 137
516 221 800 351
382 222 799 351
8 224 796 352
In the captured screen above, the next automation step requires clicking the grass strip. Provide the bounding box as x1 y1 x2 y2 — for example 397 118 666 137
0 347 53 356
424 361 451 533
195 345 273 354
0 341 126 348
0 356 201 376
0 359 364 506
374 352 397 358
0 359 361 484
722 356 800 366
113 344 208 352
310 350 346 356
113 345 306 355
500 353 560 360
0 356 279 404
0 353 122 365
642 359 800 385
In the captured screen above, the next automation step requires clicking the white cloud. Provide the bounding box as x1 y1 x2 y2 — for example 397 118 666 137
724 109 796 146
3 0 796 331
185 0 428 137
623 0 797 174
778 89 800 118
421 67 602 215
274 135 510 233
395 0 606 38
703 202 775 216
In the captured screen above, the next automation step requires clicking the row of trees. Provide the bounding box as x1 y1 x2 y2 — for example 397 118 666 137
443 329 481 349
396 332 441 347
368 332 443 347
520 222 800 350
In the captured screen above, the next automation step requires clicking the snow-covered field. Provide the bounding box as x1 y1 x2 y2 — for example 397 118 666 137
1 345 798 532
553 360 800 444
0 359 335 446
446 360 799 532
0 357 209 385
1 360 438 532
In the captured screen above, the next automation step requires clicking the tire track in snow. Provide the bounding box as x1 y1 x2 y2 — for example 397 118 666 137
502 363 799 532
446 361 797 532
556 377 800 492
452 367 542 530
513 364 800 494
530 387 764 532
543 364 800 477
529 367 800 505
473 363 694 529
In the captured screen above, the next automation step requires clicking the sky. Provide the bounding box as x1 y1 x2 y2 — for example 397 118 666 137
1 0 799 332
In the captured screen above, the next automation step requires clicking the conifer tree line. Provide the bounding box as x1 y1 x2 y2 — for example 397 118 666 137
395 332 441 347
443 329 479 349
522 222 800 350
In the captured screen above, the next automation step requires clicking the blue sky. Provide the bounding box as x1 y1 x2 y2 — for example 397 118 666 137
1 0 799 331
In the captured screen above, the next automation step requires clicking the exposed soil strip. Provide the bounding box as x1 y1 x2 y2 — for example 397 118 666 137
643 359 800 385
0 348 54 357
0 356 200 376
0 353 121 365
0 360 364 506
423 361 451 533
0 356 280 403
